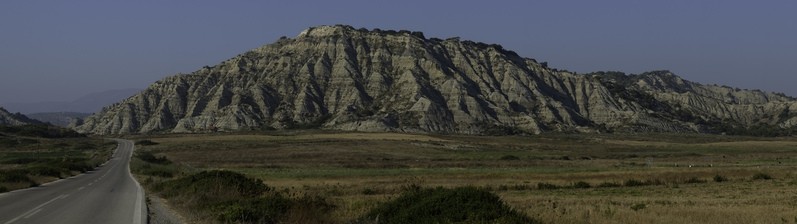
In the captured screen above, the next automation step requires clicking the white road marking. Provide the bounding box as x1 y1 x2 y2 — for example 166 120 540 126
23 209 41 219
4 194 66 224
124 140 146 224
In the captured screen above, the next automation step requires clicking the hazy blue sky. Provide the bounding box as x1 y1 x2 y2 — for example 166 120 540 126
1 0 796 106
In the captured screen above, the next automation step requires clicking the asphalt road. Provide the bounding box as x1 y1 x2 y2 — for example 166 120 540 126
0 139 146 224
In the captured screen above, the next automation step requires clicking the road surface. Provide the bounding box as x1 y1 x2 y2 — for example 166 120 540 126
0 139 146 224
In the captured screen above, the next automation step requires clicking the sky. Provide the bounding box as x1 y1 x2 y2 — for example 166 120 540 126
1 0 796 107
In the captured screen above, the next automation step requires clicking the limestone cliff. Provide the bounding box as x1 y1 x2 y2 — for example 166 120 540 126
73 25 797 135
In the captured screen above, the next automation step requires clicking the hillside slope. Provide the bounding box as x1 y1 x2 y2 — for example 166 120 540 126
0 107 41 126
73 25 797 135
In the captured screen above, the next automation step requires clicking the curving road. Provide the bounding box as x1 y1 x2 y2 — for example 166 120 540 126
0 139 146 224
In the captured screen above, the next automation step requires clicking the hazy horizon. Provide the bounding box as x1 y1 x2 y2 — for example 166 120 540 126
2 1 796 107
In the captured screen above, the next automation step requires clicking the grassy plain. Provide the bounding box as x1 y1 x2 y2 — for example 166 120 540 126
133 131 797 223
0 132 114 192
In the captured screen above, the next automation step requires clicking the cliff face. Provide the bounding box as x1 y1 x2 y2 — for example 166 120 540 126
74 25 797 135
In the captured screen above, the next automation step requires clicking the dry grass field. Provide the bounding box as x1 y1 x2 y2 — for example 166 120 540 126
132 131 797 223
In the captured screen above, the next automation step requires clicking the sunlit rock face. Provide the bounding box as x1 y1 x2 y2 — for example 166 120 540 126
74 25 797 135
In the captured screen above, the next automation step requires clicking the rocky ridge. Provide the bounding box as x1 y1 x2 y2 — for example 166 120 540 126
0 107 42 126
73 25 797 135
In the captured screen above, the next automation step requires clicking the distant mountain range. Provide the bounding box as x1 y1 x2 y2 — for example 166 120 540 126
4 88 141 114
27 112 90 127
73 25 797 136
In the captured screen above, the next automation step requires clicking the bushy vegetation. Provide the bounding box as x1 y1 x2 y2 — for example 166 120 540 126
500 155 520 161
572 181 592 189
623 179 645 187
130 132 797 223
155 170 268 200
135 139 159 146
537 182 560 190
360 186 538 224
0 169 37 187
752 173 773 180
684 177 706 184
132 150 177 178
150 170 335 224
597 182 622 188
136 151 171 164
0 139 113 191
0 124 84 139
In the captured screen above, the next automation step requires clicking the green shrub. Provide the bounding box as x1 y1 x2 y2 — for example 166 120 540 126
360 186 538 224
215 195 292 224
500 155 520 161
684 177 705 184
135 139 159 146
141 168 175 178
511 184 531 191
572 181 591 189
362 188 376 195
154 170 334 223
624 179 646 187
0 186 7 193
0 170 32 182
537 182 560 190
752 173 772 180
713 175 728 182
154 170 269 203
644 179 665 186
597 182 621 188
631 203 646 211
28 166 63 178
136 151 171 165
284 195 335 223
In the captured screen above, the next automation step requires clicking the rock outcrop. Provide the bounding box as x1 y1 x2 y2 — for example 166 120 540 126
74 25 797 135
0 107 42 126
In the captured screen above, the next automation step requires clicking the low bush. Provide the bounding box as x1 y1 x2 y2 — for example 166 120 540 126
624 179 646 187
154 170 269 204
153 170 333 224
360 186 538 224
631 203 646 211
283 195 335 223
27 166 63 178
136 151 171 165
135 140 159 146
500 155 520 160
0 170 31 182
684 177 705 184
572 181 591 189
597 182 621 188
537 182 560 190
141 168 175 178
752 173 772 180
713 175 728 182
362 188 376 195
214 195 292 224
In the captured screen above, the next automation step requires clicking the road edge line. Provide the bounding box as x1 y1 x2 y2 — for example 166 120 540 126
118 139 147 224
